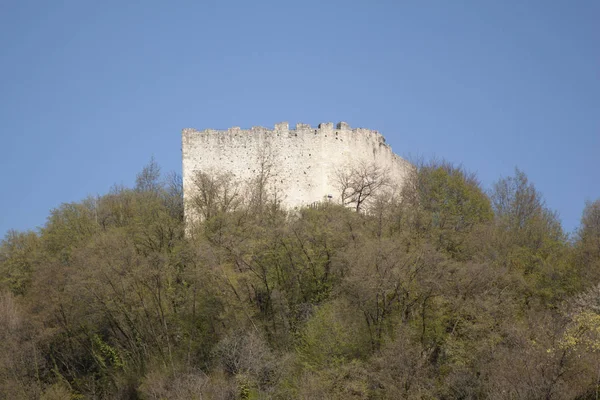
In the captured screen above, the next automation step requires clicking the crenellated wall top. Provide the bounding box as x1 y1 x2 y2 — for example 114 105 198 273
182 121 388 145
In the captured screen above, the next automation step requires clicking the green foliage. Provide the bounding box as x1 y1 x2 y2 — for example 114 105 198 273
575 200 600 285
297 300 369 368
0 159 597 399
0 230 39 295
42 199 99 261
406 161 493 259
488 169 576 306
91 334 124 370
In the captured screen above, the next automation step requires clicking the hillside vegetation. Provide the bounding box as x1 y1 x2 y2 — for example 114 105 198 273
1 159 600 399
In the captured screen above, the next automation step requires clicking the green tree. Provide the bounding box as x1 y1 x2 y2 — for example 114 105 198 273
575 199 600 285
400 161 493 259
489 169 574 305
0 230 40 295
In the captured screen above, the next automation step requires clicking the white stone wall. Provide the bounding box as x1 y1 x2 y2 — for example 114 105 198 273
182 122 412 217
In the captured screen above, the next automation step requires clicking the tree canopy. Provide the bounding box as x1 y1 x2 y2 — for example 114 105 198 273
0 160 599 399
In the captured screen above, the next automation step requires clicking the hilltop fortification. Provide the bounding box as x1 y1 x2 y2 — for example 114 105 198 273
182 122 411 220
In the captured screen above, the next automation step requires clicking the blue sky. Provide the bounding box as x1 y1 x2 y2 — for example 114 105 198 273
0 0 598 237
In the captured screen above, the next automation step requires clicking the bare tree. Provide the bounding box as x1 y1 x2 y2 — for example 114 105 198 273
335 161 391 212
163 171 184 221
136 156 162 193
189 170 242 221
579 199 600 243
246 147 282 214
491 168 543 230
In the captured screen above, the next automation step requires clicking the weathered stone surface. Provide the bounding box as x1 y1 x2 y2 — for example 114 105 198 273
182 121 412 220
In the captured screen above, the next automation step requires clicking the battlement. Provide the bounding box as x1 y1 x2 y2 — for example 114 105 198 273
182 121 388 145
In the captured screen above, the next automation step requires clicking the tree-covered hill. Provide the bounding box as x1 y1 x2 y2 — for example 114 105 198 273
1 159 599 399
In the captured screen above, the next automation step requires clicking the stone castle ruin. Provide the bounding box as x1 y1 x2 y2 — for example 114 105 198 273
182 122 412 222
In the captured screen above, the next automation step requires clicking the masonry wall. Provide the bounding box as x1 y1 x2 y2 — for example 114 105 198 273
182 122 412 218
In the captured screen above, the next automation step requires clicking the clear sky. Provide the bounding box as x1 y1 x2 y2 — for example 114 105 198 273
0 0 598 238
